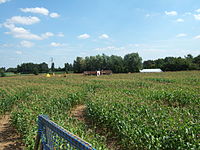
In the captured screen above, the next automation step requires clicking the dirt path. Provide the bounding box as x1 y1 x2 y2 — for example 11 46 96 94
0 114 24 150
70 105 87 121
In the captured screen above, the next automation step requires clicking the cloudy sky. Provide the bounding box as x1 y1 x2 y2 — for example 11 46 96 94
0 0 200 68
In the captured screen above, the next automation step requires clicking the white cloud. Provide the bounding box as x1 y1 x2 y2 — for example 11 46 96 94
194 35 200 39
0 0 9 4
20 7 49 16
15 51 22 55
57 32 64 37
41 32 54 39
78 33 90 39
4 23 43 40
99 34 109 39
50 12 60 18
176 18 184 22
50 42 66 47
165 11 178 16
194 14 200 20
20 40 34 48
95 46 125 51
176 33 187 37
196 9 200 13
3 23 54 40
7 16 40 25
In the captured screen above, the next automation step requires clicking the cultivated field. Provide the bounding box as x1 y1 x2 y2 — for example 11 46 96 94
0 71 199 149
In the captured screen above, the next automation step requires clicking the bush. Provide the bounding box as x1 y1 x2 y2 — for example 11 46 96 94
0 72 6 77
33 67 39 75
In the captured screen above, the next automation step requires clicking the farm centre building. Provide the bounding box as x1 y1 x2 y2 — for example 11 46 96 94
140 69 163 73
83 70 112 76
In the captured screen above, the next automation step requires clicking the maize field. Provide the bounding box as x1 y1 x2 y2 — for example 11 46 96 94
0 71 199 149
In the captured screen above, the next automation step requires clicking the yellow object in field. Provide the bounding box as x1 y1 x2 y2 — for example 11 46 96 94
46 74 51 77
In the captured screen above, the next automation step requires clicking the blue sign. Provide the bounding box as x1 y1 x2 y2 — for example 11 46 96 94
37 115 96 150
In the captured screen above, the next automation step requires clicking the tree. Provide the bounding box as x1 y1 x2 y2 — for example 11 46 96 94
193 55 200 69
88 56 97 71
102 54 110 70
95 54 104 70
73 57 85 73
0 67 6 72
143 60 156 69
38 62 49 73
185 54 193 60
64 63 73 72
124 53 142 72
51 62 55 72
33 67 39 75
6 67 17 73
154 59 165 69
17 63 37 74
17 62 49 74
0 68 6 77
143 55 199 71
85 56 91 71
108 55 125 73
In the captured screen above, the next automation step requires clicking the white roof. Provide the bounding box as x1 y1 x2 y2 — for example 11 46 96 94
140 69 162 73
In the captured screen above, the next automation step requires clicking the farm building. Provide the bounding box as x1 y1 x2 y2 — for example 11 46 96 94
140 69 163 73
83 71 97 75
100 70 112 75
84 70 112 76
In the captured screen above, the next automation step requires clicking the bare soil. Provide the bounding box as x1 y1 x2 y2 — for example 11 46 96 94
0 114 24 150
70 105 87 121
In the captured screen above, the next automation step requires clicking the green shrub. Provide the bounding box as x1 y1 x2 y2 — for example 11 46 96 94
0 72 6 77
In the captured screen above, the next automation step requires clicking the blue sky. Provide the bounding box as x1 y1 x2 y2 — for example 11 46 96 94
0 0 200 68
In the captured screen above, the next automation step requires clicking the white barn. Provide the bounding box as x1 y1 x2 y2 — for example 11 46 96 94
140 69 163 73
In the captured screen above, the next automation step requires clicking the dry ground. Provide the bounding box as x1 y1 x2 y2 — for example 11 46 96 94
0 114 24 150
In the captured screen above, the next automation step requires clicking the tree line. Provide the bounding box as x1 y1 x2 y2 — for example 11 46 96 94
73 53 142 73
1 53 200 76
143 54 200 71
0 62 49 75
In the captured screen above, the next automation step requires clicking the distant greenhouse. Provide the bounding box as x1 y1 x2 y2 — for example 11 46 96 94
140 69 163 73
